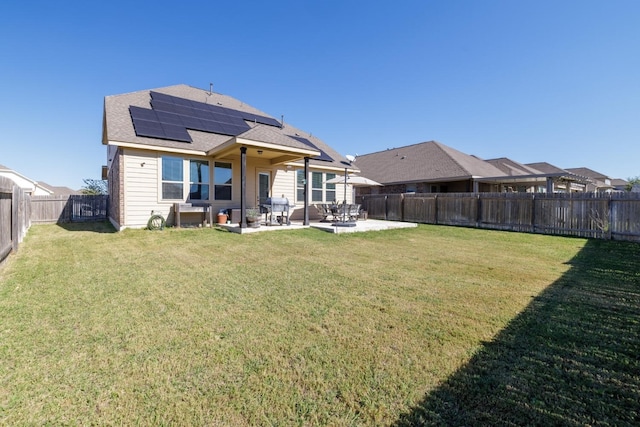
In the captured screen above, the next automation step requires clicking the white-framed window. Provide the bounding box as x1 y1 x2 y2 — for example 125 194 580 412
325 173 336 202
296 169 305 202
311 172 323 202
297 170 337 203
189 160 209 200
214 162 232 200
162 156 184 200
162 156 212 201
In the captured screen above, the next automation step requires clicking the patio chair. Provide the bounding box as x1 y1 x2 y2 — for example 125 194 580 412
348 204 361 221
315 204 332 222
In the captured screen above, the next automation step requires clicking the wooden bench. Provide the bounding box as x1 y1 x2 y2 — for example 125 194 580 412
174 202 214 228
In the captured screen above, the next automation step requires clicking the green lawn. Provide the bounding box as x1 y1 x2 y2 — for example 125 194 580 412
1 223 638 425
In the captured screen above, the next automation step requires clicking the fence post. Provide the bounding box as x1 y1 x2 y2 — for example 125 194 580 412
384 195 388 220
434 194 438 224
12 185 19 252
476 193 481 227
531 193 536 233
607 193 612 240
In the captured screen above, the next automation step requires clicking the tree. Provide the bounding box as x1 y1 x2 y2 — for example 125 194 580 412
81 179 108 195
626 176 640 192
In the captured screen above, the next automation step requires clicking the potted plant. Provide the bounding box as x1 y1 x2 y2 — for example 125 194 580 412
245 207 261 228
217 209 228 225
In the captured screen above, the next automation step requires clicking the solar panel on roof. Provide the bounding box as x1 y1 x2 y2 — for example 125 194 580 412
151 91 280 126
130 106 192 142
131 91 282 143
155 111 183 126
289 135 334 162
129 106 157 121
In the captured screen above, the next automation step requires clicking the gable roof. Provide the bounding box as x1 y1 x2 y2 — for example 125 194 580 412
485 157 544 176
611 178 629 191
564 167 610 180
565 167 613 190
38 182 80 195
354 141 505 185
103 84 353 170
524 162 569 175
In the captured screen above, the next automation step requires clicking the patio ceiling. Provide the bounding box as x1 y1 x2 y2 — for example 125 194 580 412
208 137 319 165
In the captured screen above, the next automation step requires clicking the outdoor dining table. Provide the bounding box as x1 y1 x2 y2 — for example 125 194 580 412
330 203 359 223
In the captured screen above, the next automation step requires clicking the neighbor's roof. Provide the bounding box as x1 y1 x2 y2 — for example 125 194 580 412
485 157 544 176
354 141 505 185
38 182 80 195
524 162 570 175
565 167 614 189
564 167 610 180
103 84 352 170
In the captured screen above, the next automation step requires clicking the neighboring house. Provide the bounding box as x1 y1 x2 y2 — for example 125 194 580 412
611 178 629 192
481 158 592 193
565 167 614 193
0 164 53 196
38 182 80 196
352 142 596 197
481 157 549 192
524 162 589 193
102 84 357 230
354 141 523 197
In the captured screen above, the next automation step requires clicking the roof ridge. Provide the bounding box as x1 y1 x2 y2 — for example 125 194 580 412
433 142 471 175
358 140 440 157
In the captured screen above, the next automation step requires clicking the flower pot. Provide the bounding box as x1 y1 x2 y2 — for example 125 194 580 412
217 213 228 224
246 216 260 228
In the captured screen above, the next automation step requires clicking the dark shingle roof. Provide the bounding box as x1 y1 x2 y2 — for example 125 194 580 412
354 141 505 184
103 84 352 170
485 158 544 176
524 162 569 175
564 167 610 180
38 182 80 195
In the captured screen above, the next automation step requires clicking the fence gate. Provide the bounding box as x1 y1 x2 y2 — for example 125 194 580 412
70 195 108 222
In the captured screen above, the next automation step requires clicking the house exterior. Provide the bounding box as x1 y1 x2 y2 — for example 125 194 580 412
352 141 596 198
524 163 589 193
0 164 53 196
481 158 550 193
480 159 589 193
611 178 629 192
38 182 80 196
102 84 357 230
565 167 614 192
353 141 506 197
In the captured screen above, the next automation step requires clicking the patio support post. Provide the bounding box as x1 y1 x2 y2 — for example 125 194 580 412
240 146 247 228
303 157 310 225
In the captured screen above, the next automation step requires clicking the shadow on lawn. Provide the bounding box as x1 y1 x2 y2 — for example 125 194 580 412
56 221 117 233
394 239 640 426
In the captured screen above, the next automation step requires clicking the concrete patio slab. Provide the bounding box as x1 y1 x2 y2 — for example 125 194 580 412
216 219 417 234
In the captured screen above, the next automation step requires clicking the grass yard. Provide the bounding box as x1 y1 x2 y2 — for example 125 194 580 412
0 223 638 425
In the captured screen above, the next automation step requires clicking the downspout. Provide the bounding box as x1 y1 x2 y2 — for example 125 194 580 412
240 146 247 228
303 157 310 225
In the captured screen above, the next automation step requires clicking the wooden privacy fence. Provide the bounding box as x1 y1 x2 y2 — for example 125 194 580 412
362 192 640 242
0 176 31 264
31 195 108 223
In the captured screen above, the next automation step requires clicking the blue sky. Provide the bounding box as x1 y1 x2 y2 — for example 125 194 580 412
1 0 638 190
